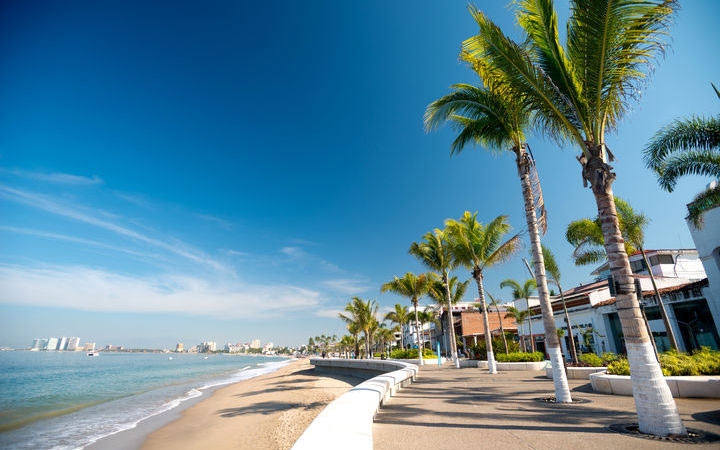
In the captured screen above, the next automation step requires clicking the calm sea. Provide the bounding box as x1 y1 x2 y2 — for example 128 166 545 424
0 351 291 449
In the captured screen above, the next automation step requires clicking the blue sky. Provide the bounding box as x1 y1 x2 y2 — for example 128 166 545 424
0 1 718 348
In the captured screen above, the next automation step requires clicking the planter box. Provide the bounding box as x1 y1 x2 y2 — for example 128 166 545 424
589 372 720 398
545 366 606 380
477 360 549 371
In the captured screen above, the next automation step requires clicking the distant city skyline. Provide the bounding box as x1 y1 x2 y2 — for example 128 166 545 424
1 0 719 348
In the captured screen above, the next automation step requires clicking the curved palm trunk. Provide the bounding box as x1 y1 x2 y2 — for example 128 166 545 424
516 147 572 402
584 151 684 435
640 247 679 351
518 321 526 352
443 271 460 368
557 283 579 365
473 272 496 373
413 300 424 365
495 306 509 354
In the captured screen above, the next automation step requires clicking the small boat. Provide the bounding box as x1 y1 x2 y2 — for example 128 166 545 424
203 356 209 359
168 357 173 360
87 351 100 357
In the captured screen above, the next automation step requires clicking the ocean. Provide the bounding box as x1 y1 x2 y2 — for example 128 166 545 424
0 351 291 449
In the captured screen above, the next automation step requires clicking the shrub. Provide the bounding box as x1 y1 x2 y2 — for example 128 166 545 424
390 348 436 359
468 333 519 360
495 351 544 362
606 348 720 376
579 353 603 367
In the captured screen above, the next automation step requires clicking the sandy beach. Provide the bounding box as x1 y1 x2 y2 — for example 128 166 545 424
135 359 357 450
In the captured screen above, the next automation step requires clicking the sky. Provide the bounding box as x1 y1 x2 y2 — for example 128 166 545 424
0 1 718 349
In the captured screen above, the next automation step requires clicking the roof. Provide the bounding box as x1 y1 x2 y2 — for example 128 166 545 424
591 278 708 308
591 249 698 274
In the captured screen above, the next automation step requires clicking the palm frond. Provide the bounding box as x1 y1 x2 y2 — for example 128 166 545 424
541 244 561 283
687 185 720 229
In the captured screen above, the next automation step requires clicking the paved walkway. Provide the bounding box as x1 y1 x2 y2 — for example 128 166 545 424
373 365 720 449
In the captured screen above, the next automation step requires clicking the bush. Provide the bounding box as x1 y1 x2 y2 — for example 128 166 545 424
606 348 720 376
577 352 618 367
579 353 603 367
495 351 544 362
468 333 519 360
390 348 436 359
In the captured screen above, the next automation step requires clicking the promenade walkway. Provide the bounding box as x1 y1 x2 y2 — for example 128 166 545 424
373 365 720 449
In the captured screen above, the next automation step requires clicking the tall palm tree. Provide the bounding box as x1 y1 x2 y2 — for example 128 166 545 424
426 59 570 397
504 306 530 352
542 245 578 364
347 322 360 359
644 85 720 228
384 304 410 350
339 335 355 359
418 308 441 353
485 290 509 354
339 297 377 359
446 213 521 374
500 279 537 352
462 0 684 433
427 275 469 355
381 272 431 365
409 230 460 367
566 198 679 351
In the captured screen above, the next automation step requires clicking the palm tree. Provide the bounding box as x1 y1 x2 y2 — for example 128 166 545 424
418 308 440 354
409 230 460 368
339 297 377 359
381 272 431 365
446 213 521 374
500 279 537 352
426 57 570 397
504 306 530 352
462 1 684 433
542 245 578 364
347 322 360 359
339 335 355 358
644 85 720 228
566 198 679 351
427 275 469 356
485 290 509 354
384 304 410 350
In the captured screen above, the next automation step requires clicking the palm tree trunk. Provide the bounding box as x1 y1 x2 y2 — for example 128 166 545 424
413 300 424 365
557 282 579 365
473 272 497 373
495 306 509 354
516 147 572 402
518 321 526 352
365 332 370 359
443 271 460 368
640 247 679 351
400 322 405 350
526 304 536 352
585 153 684 435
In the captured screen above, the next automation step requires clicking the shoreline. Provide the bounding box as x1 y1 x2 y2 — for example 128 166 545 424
87 358 360 450
85 358 298 450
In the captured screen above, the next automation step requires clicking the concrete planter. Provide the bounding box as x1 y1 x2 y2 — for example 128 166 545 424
589 371 720 398
545 366 606 380
476 360 549 371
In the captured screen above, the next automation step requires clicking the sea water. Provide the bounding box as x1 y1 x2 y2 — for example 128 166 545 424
0 351 291 449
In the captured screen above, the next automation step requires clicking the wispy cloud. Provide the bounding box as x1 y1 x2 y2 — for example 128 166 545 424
195 213 233 231
315 308 344 318
280 246 340 272
0 226 163 261
321 277 371 295
1 168 103 185
221 249 250 257
0 185 228 273
0 264 321 318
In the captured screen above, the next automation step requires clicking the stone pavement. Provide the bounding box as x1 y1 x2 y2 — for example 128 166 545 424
373 365 720 449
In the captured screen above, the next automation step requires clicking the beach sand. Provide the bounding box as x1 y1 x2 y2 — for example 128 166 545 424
139 359 358 450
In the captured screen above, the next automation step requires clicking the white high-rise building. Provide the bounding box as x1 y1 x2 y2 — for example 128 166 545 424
250 339 261 349
46 337 59 351
66 337 80 351
57 337 68 351
31 339 42 350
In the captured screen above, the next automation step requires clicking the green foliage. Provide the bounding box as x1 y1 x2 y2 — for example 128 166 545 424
390 348 437 359
579 353 603 367
469 333 519 360
606 348 720 376
495 351 544 362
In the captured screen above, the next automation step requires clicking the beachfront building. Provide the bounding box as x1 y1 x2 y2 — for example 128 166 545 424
199 341 217 353
57 337 68 351
66 337 80 351
46 337 58 351
250 339 261 349
686 183 720 335
175 342 184 352
431 302 518 355
402 320 436 350
518 248 718 357
83 342 96 351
